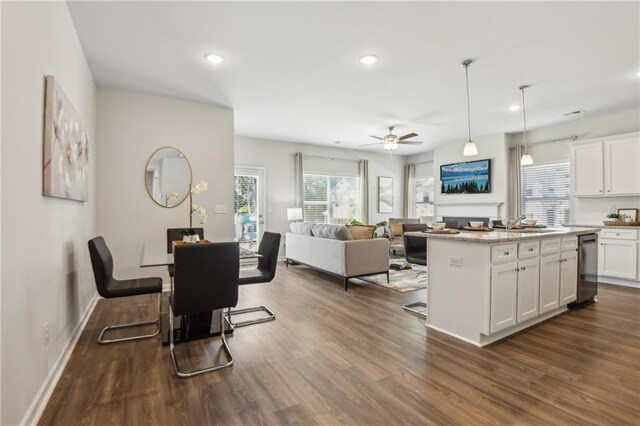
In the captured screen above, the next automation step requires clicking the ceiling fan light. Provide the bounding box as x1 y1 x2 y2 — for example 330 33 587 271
520 153 534 166
463 140 478 156
384 141 398 151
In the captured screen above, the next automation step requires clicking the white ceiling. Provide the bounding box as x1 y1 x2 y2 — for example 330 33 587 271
68 1 640 155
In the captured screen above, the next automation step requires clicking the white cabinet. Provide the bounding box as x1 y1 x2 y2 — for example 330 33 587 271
560 250 578 305
571 133 640 197
517 258 540 322
490 262 518 333
598 239 638 279
539 253 561 313
572 143 603 196
604 137 640 195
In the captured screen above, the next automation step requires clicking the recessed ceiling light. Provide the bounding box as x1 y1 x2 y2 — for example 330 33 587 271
359 54 379 65
204 53 225 64
509 105 521 111
637 71 640 77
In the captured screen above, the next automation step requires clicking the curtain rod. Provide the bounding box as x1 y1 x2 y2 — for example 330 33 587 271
299 153 362 162
509 135 578 149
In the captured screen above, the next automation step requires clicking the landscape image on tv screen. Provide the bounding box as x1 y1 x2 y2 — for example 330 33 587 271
440 159 491 194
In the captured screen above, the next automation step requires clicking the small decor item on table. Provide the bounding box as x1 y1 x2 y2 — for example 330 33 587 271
618 208 638 222
181 229 200 244
603 210 640 226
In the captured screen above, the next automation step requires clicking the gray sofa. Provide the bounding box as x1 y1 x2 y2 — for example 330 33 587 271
285 223 389 290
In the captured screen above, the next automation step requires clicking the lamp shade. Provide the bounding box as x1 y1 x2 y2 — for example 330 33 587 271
463 140 478 156
287 207 303 221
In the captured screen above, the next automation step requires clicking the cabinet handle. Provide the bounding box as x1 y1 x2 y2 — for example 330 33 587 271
528 248 534 252
515 268 520 271
521 266 526 270
504 251 510 256
607 189 611 192
598 190 602 193
600 243 604 246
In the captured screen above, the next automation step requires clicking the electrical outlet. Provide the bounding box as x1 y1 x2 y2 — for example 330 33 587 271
449 256 463 267
43 322 50 344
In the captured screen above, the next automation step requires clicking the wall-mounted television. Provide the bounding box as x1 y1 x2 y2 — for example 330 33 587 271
440 159 491 194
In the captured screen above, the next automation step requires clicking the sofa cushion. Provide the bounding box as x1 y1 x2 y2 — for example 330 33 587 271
290 222 314 236
311 224 353 240
347 224 376 240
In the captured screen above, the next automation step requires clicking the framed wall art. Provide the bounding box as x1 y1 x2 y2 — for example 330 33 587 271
43 75 89 201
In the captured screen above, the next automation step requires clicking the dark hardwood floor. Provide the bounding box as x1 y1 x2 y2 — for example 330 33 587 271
40 263 640 425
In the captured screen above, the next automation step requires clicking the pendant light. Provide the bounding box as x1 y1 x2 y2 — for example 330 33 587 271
519 85 533 165
461 59 478 156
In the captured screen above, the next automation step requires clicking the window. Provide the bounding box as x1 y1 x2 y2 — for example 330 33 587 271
414 176 435 219
521 161 570 227
303 174 360 224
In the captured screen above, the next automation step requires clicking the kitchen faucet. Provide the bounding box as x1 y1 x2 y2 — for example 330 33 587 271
506 215 527 229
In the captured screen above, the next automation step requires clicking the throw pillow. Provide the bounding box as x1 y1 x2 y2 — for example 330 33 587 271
347 224 376 240
311 224 354 240
290 222 314 236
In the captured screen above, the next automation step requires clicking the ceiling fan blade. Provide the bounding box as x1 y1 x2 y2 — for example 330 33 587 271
359 142 384 147
399 132 418 141
369 135 384 140
398 141 423 145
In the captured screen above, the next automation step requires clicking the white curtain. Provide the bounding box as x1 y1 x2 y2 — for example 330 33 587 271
293 152 303 208
358 160 369 223
508 145 523 218
403 164 415 218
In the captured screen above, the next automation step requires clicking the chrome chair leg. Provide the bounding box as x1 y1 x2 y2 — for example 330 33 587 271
97 293 162 344
402 301 427 320
170 308 234 378
226 305 276 328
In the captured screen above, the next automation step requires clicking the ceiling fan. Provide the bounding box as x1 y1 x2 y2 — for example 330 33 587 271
360 126 423 150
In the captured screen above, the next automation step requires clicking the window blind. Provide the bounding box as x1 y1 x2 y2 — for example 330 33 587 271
303 174 360 224
521 161 570 227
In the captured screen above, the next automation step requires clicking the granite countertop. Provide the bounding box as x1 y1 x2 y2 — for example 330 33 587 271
405 227 600 243
563 223 640 229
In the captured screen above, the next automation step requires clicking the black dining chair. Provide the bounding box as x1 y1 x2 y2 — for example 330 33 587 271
402 223 427 266
400 224 428 320
88 236 163 344
166 228 205 285
170 242 240 378
227 232 281 328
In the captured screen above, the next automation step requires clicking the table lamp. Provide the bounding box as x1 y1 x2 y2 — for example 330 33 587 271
287 207 303 222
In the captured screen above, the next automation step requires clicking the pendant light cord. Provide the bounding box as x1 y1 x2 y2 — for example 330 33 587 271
465 63 472 142
521 86 528 154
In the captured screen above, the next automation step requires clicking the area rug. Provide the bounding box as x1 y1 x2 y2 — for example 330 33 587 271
355 259 427 293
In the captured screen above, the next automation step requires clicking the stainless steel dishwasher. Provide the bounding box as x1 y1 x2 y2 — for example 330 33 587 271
571 233 599 305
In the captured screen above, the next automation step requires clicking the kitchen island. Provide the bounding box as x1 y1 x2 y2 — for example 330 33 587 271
405 227 599 346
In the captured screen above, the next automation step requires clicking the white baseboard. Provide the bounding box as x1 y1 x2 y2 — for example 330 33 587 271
598 276 640 289
21 292 99 426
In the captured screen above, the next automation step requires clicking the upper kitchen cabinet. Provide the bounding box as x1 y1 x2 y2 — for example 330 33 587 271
571 132 640 197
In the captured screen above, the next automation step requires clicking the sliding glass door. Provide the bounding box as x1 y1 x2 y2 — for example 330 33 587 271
234 167 265 250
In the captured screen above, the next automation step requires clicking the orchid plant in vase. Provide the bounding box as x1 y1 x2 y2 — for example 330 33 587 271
183 180 208 243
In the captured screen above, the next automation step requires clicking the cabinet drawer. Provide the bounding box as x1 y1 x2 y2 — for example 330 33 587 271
562 236 578 251
518 241 539 259
540 238 561 254
492 244 517 263
600 229 637 240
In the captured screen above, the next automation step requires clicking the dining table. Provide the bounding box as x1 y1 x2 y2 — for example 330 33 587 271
140 241 262 345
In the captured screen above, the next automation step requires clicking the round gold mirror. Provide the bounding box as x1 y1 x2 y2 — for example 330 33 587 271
144 147 192 208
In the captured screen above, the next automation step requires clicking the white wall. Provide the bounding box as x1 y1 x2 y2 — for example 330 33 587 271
508 107 640 224
235 136 407 253
96 89 234 280
431 134 509 219
1 2 97 424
